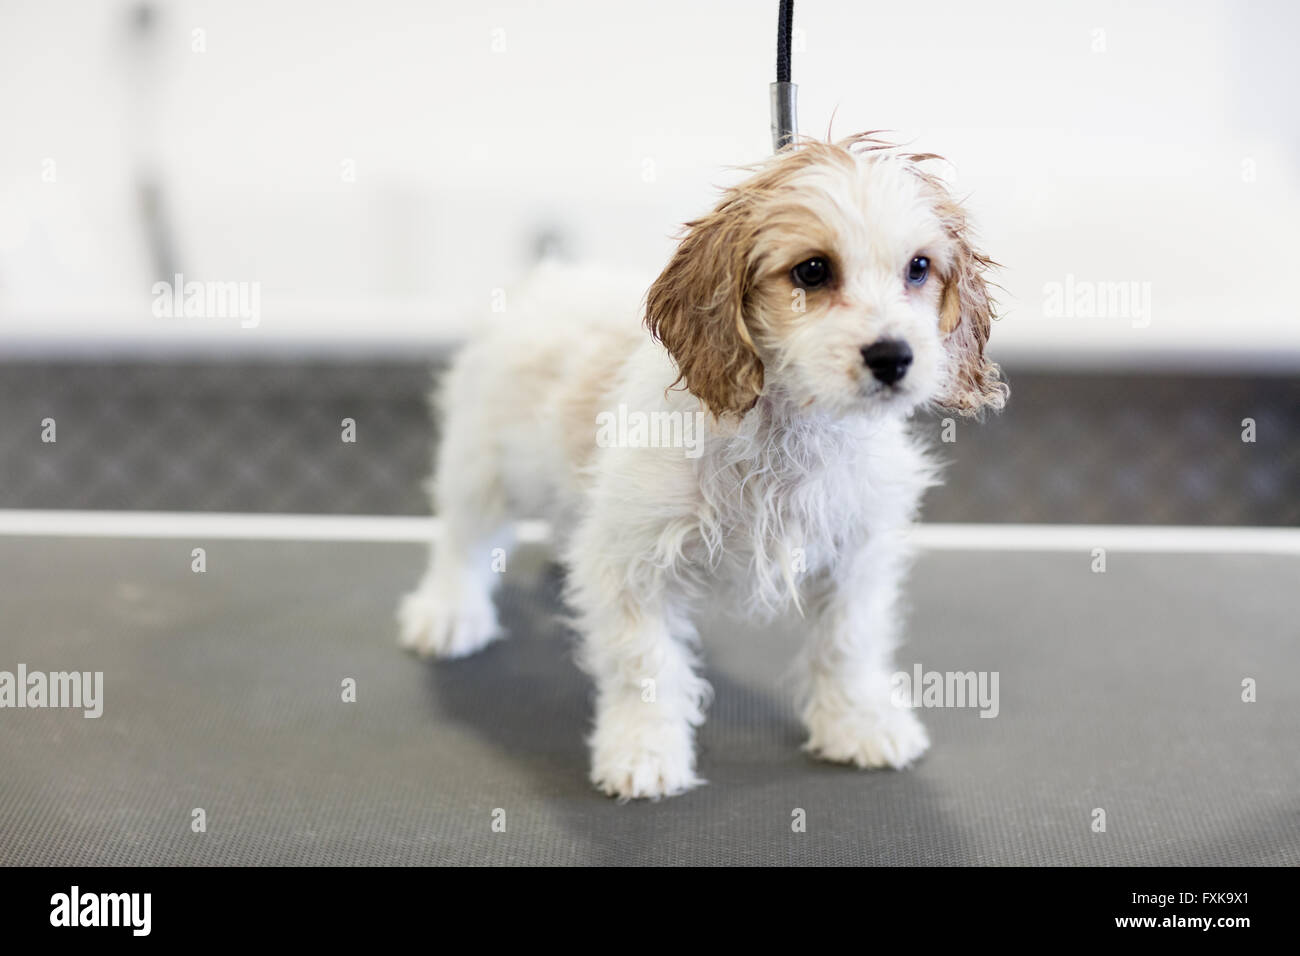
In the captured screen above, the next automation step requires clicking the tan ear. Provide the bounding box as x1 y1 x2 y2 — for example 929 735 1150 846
645 201 764 419
935 216 1007 416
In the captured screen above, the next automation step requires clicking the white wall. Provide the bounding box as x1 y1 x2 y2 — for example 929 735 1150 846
1 0 1297 365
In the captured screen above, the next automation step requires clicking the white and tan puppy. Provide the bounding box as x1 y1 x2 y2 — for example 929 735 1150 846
400 134 1006 800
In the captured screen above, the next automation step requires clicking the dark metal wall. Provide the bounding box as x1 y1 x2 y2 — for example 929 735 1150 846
2 362 1295 525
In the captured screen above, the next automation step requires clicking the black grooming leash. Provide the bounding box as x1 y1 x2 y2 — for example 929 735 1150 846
771 0 798 151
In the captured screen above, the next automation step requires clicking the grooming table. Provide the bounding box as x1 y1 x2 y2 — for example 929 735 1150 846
1 533 1295 866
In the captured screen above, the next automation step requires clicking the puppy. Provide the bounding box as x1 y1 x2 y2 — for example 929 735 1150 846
400 133 1006 800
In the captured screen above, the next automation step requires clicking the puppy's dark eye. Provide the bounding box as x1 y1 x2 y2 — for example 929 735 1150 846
907 256 930 286
791 257 831 289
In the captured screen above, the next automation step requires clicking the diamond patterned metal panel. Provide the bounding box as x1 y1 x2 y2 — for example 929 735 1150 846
919 372 1297 526
0 362 1294 525
0 362 436 515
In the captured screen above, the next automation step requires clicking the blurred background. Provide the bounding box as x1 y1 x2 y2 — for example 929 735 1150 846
1 0 1296 524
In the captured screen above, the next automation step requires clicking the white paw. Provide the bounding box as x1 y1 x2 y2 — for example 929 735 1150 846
803 702 930 770
397 585 500 659
589 708 702 801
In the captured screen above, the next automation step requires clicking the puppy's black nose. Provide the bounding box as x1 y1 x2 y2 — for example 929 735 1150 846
861 339 913 385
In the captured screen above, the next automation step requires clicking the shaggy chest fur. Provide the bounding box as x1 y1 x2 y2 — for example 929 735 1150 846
690 399 930 614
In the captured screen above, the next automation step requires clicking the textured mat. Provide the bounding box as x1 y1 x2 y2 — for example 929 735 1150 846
0 537 1296 866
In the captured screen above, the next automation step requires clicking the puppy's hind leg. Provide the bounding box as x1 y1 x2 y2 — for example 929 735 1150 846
399 404 514 659
399 522 513 659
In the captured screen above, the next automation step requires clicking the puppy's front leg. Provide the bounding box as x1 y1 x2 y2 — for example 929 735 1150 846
568 540 708 800
798 532 930 770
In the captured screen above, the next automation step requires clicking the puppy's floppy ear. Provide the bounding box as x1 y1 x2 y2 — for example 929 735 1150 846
931 191 1008 416
645 199 764 419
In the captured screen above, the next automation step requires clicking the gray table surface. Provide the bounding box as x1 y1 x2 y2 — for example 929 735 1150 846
1 536 1296 866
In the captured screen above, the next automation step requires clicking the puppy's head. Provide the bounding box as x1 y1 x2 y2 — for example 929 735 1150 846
646 134 1006 420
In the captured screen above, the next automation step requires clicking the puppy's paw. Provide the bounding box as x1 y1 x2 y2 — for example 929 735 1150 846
803 702 930 770
397 586 500 659
589 711 702 801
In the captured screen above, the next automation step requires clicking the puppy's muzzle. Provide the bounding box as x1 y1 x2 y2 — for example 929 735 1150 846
860 339 913 386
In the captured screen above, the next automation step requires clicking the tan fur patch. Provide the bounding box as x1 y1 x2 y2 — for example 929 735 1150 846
644 199 766 419
939 279 962 335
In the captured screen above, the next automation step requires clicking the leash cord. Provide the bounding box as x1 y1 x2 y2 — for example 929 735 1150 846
770 1 798 151
776 0 793 83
